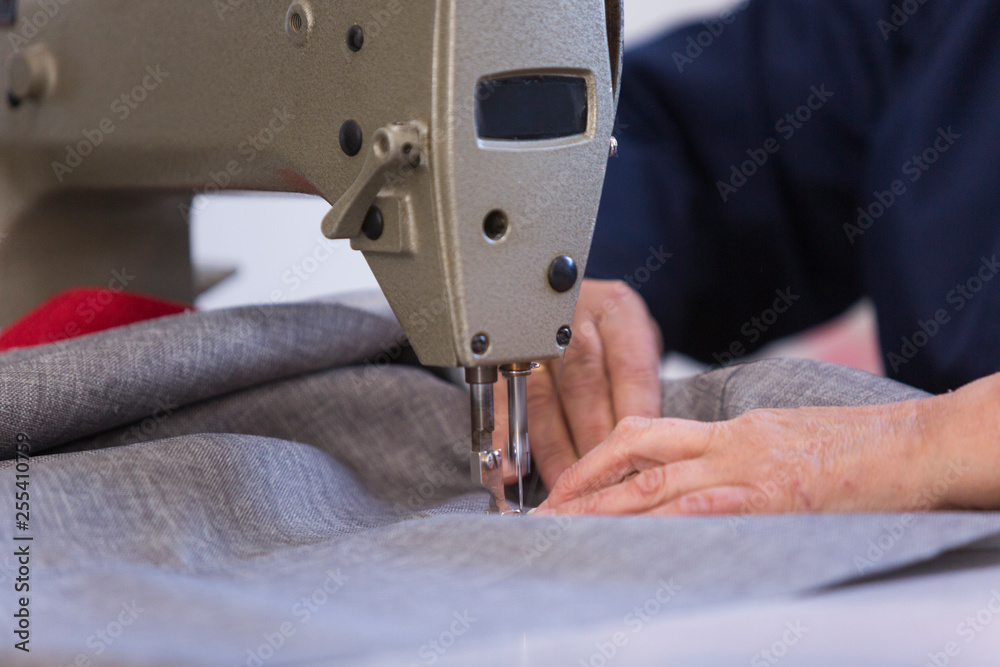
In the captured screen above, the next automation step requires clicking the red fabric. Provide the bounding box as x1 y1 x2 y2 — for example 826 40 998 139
0 288 190 353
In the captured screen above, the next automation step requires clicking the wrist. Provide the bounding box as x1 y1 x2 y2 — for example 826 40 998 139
914 377 1000 510
909 394 964 509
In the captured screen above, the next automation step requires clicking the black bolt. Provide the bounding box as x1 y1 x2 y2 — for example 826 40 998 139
346 25 364 52
6 91 20 109
339 120 363 156
362 205 384 241
556 326 573 348
547 255 578 293
471 333 489 356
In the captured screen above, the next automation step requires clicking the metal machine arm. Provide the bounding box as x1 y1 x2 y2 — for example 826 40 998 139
0 0 623 512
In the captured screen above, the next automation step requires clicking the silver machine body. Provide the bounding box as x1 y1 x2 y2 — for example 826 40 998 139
0 0 623 512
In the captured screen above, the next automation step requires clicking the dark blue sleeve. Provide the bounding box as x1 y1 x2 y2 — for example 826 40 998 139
588 0 893 363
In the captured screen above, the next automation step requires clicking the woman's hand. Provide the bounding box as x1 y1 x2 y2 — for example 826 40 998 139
534 394 982 516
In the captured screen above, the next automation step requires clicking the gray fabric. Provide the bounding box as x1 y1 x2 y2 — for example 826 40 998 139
660 357 930 422
0 304 404 457
0 303 997 666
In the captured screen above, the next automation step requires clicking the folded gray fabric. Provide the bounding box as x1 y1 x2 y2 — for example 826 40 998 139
0 303 403 458
0 303 997 666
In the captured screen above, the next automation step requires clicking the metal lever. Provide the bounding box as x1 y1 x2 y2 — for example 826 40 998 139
322 121 422 240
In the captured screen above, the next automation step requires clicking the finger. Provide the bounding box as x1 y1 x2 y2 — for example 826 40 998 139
526 361 579 489
543 417 714 507
558 313 616 456
647 486 756 516
534 459 712 516
597 283 663 423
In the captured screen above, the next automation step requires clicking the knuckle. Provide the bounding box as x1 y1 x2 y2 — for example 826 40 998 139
614 415 654 440
682 489 724 514
569 318 602 350
596 282 634 318
695 420 723 456
632 466 666 499
735 408 785 429
678 490 711 514
728 409 790 455
606 279 635 300
608 280 646 310
564 337 602 370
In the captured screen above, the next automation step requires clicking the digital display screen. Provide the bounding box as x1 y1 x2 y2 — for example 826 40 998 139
475 75 588 141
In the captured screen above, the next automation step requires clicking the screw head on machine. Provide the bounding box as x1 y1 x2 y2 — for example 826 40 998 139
471 333 489 356
556 326 572 348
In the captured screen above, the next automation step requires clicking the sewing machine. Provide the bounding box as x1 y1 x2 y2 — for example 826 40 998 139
0 0 622 513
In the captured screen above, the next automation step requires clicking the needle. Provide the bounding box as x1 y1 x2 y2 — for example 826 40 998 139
501 363 533 514
516 429 524 513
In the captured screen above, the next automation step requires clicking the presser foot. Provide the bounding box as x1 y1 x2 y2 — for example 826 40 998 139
471 447 522 515
466 365 525 516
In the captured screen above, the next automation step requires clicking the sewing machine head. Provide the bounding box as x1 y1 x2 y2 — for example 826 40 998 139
1 0 623 512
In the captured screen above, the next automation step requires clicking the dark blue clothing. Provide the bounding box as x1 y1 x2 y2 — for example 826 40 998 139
588 0 1000 394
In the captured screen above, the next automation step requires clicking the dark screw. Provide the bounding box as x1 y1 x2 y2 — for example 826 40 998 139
556 326 573 348
547 255 578 293
483 210 508 242
362 205 384 240
346 25 364 52
339 120 363 156
471 333 489 356
6 91 20 109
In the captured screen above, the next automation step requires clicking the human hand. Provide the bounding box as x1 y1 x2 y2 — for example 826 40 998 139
494 279 663 489
534 400 955 516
